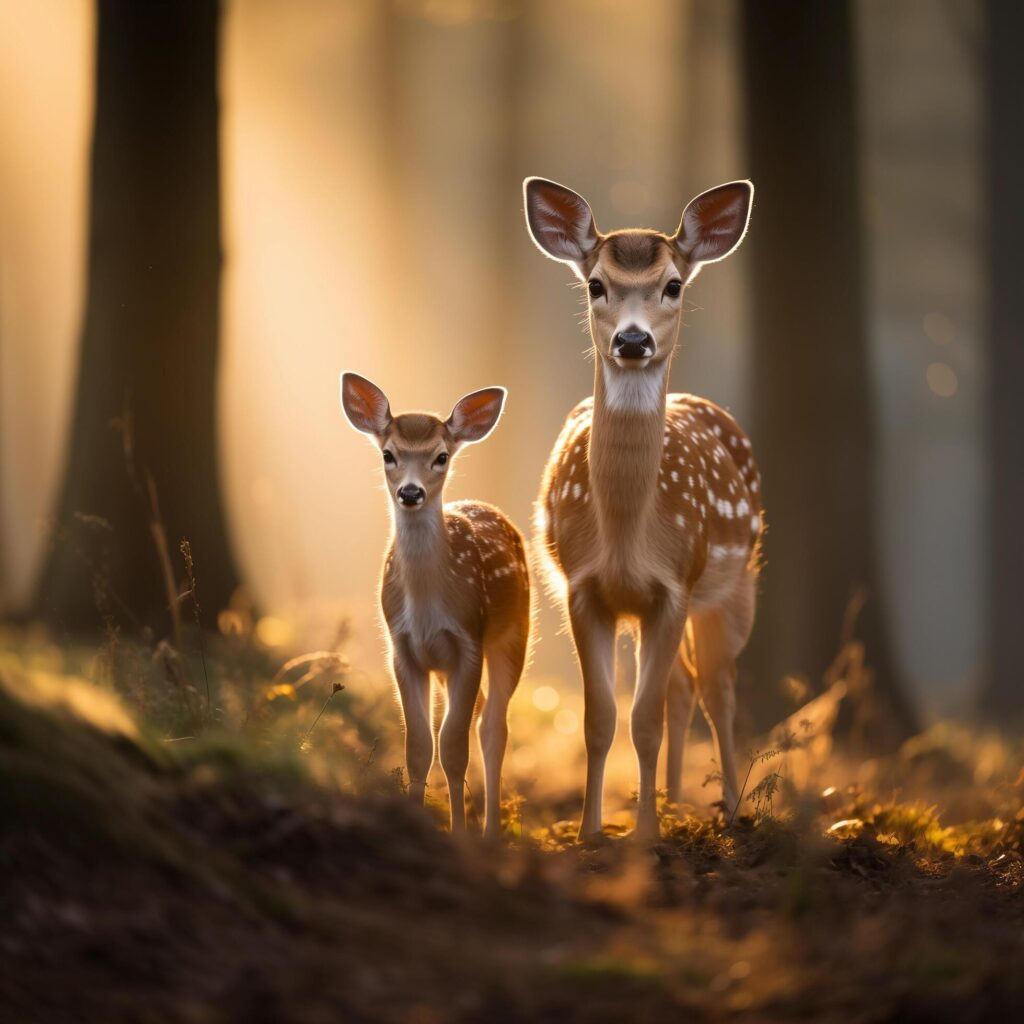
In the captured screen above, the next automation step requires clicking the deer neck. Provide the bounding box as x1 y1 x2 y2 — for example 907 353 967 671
392 503 449 603
589 358 669 558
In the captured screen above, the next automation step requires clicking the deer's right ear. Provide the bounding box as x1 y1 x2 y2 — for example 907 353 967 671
523 177 600 278
340 372 392 436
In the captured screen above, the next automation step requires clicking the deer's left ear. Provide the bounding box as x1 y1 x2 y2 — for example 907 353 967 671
523 177 600 279
341 372 392 436
674 180 753 277
446 387 507 447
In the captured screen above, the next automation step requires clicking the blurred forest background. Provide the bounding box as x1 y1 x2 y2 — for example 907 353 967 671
1 0 1021 738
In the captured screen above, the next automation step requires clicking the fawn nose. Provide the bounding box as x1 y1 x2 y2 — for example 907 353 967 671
612 330 654 360
396 484 425 507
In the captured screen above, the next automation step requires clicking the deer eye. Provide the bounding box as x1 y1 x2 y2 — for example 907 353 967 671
434 452 449 468
664 280 682 299
382 450 396 466
588 279 604 299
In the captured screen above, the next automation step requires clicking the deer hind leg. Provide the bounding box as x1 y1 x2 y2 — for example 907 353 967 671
478 631 526 840
568 584 617 839
692 571 756 816
665 644 696 805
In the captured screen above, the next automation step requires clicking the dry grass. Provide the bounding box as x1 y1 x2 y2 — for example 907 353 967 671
1 618 1023 1023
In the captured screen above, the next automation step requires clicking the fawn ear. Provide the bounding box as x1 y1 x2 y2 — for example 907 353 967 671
446 387 506 447
523 177 600 278
675 180 753 278
341 372 392 436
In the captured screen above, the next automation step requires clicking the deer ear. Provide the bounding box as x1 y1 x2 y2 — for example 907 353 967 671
446 387 506 447
340 372 392 436
523 177 600 278
675 180 753 274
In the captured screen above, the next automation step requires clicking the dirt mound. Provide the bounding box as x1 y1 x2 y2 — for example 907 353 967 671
2 668 1023 1023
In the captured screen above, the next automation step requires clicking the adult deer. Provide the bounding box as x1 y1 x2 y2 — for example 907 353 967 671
524 177 763 838
341 374 531 838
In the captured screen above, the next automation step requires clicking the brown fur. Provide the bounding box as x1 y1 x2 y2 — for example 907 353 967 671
524 176 758 838
341 375 531 838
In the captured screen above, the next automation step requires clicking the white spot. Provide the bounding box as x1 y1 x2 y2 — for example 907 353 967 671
670 470 679 482
676 513 685 526
572 482 582 499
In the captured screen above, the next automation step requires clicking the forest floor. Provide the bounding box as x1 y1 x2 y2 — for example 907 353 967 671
1 628 1023 1024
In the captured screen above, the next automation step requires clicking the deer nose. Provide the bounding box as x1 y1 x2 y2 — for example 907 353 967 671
396 484 425 507
612 330 653 360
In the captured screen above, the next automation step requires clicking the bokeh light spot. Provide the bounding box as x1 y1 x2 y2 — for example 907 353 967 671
256 615 294 648
926 361 958 398
532 685 560 711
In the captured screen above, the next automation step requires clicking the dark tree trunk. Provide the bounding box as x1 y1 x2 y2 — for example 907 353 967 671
980 0 1024 729
740 0 917 744
34 0 238 633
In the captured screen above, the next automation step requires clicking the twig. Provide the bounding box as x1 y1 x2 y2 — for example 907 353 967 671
145 470 183 652
302 682 345 746
180 539 211 716
360 737 379 776
729 756 757 826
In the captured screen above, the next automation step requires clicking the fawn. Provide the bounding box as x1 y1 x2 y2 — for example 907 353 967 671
524 176 764 838
341 373 531 838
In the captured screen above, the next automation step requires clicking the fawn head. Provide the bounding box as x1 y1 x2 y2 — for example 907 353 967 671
523 177 752 386
341 373 506 513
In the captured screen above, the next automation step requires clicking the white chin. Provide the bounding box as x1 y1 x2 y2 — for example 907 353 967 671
603 358 666 413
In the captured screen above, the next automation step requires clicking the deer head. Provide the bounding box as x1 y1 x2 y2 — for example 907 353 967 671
340 372 506 513
524 177 752 409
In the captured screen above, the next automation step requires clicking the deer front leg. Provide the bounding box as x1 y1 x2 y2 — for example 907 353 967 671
393 644 432 806
633 591 688 839
568 584 617 840
440 644 484 833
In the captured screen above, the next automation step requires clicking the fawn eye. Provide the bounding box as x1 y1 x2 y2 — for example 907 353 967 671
588 279 604 299
434 452 449 468
664 280 682 299
382 450 396 466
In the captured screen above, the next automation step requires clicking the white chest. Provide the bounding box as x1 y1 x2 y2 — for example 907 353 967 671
391 592 467 667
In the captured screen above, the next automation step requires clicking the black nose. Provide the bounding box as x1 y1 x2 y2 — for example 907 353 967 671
397 485 425 507
613 330 654 360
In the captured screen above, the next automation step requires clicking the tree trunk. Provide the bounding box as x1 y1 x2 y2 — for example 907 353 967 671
980 0 1024 728
740 0 917 743
34 0 237 633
